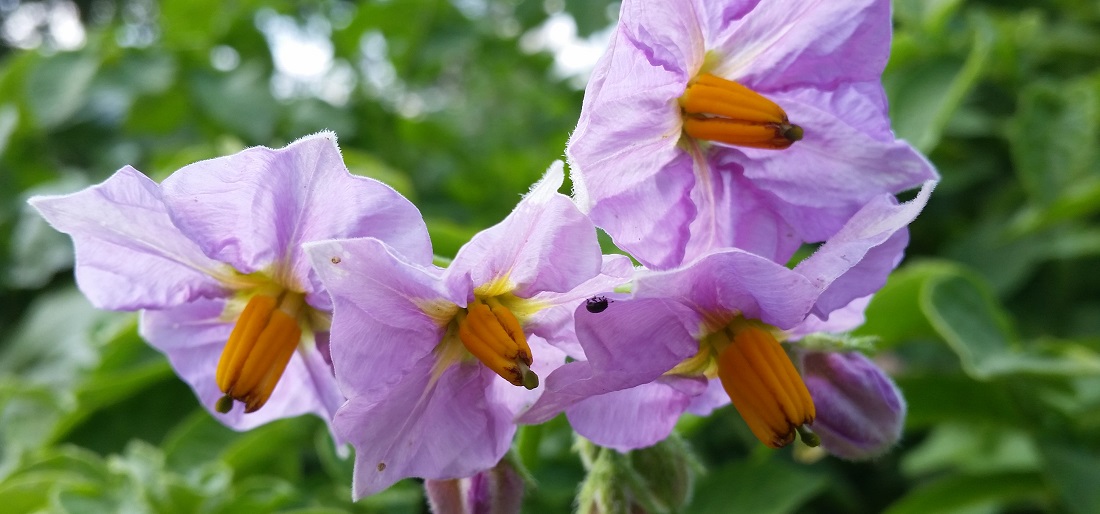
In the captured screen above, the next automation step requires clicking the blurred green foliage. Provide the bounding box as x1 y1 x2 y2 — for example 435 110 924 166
0 0 1098 512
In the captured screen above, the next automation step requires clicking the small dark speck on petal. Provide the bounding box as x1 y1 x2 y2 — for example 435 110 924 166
331 256 341 264
377 462 386 472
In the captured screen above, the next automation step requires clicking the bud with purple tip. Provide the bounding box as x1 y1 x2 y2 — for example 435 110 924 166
801 351 906 460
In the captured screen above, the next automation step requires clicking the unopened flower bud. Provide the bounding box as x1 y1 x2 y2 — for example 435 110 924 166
425 459 524 514
800 351 905 460
575 435 697 514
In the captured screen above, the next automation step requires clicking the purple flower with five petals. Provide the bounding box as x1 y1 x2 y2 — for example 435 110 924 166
567 0 937 269
29 132 431 433
304 162 633 498
519 181 933 455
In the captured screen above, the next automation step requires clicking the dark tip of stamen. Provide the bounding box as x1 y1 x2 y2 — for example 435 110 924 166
522 368 539 390
783 124 804 142
797 425 820 447
215 394 235 414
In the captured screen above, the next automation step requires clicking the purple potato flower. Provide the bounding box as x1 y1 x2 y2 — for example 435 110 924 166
304 162 634 498
567 0 937 269
29 132 431 433
519 181 933 454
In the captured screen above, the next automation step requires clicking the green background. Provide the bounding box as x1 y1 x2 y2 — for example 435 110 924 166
1 0 1098 512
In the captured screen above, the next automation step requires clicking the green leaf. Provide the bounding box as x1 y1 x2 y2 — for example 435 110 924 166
1008 75 1100 207
923 273 1100 379
191 63 278 143
1040 442 1100 514
688 456 827 514
883 471 1047 514
854 260 956 347
921 273 1017 378
898 374 1023 428
901 423 1040 476
342 149 416 200
885 14 992 152
25 51 99 129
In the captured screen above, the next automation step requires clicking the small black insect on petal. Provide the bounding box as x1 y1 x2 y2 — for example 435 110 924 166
586 295 609 313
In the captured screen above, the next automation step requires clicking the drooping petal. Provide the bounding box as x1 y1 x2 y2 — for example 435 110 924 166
566 377 706 452
28 166 226 311
338 358 514 499
161 132 432 295
305 237 452 397
447 162 603 297
518 298 698 425
801 351 905 459
707 0 892 90
634 249 818 330
139 298 338 432
795 181 935 318
788 295 872 339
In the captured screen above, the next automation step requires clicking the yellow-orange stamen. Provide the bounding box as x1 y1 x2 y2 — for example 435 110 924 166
716 325 815 448
680 73 803 149
215 292 305 413
456 297 538 389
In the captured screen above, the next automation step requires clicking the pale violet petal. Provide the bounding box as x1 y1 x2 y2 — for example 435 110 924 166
634 249 817 330
708 0 892 89
795 181 935 318
339 359 514 499
305 237 453 397
518 298 698 424
566 377 706 452
161 132 432 294
523 254 635 354
448 162 604 297
139 298 339 433
28 166 226 310
682 149 802 264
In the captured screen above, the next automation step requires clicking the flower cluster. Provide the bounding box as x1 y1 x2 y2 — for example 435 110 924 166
31 0 936 506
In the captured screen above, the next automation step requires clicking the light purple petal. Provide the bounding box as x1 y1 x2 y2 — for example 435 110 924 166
634 249 817 330
708 0 892 90
683 149 801 264
566 377 705 452
691 0 759 42
788 295 872 339
618 0 706 78
28 166 226 310
488 335 567 418
566 10 698 270
338 358 514 499
139 298 339 432
448 162 603 297
573 148 697 270
523 254 635 355
729 89 935 243
795 181 935 318
685 378 731 416
161 132 432 295
517 298 698 424
305 237 453 398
